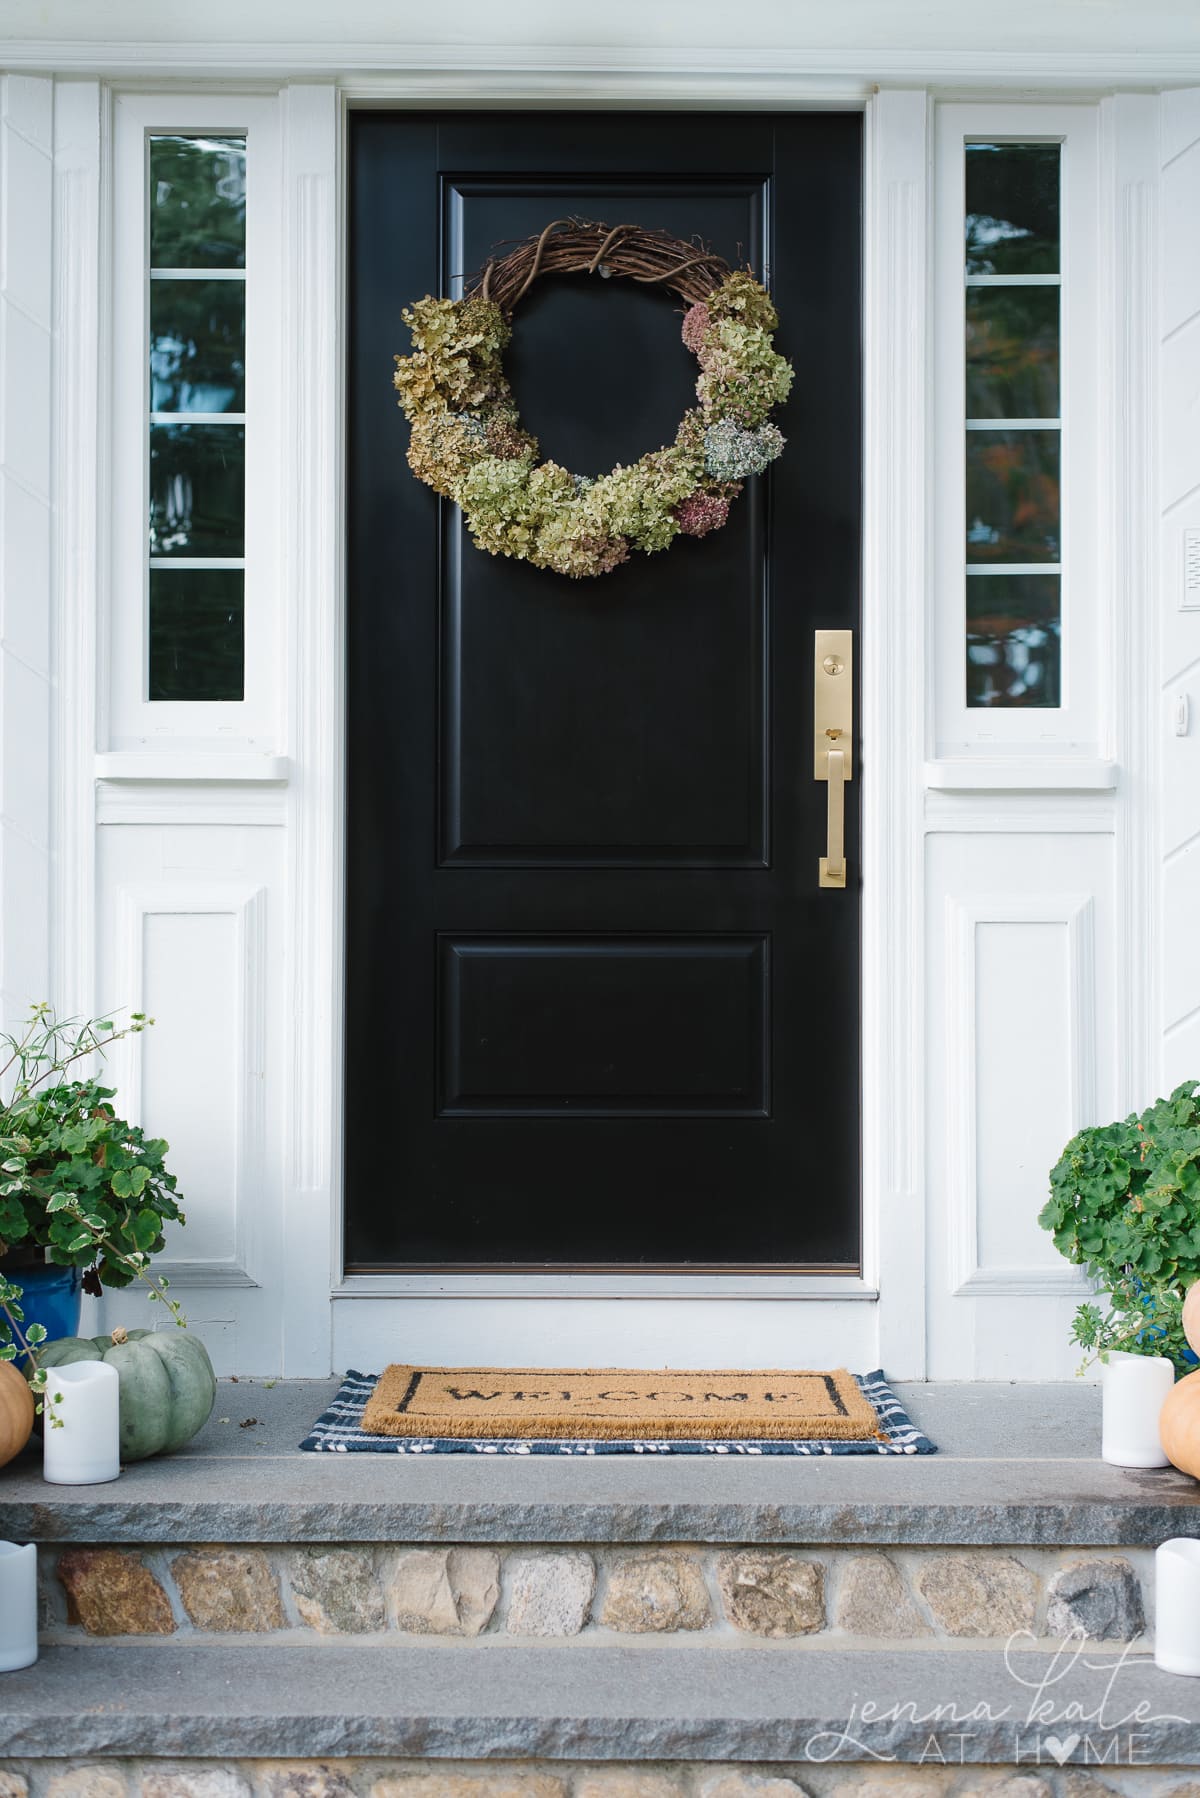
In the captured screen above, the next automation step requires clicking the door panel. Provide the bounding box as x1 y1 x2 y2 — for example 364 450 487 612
346 112 862 1271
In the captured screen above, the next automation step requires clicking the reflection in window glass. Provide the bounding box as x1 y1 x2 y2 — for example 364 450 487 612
965 286 1059 419
150 137 246 270
149 425 245 557
965 142 1059 276
967 574 1061 708
964 142 1062 707
150 279 245 413
147 135 246 701
149 570 244 701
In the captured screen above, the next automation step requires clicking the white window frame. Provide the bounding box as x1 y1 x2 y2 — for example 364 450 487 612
932 102 1102 760
108 93 282 753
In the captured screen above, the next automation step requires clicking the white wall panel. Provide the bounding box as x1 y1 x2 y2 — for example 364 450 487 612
927 832 1112 1377
95 823 284 1373
0 72 53 1029
1159 94 1200 1120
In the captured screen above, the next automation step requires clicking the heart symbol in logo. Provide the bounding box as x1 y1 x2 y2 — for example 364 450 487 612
1042 1733 1081 1765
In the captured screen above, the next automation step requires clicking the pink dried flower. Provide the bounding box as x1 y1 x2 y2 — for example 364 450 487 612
681 302 711 357
674 490 732 538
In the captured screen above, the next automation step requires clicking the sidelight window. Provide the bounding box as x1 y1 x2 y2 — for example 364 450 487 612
963 141 1061 709
934 103 1100 757
147 136 247 701
110 95 280 751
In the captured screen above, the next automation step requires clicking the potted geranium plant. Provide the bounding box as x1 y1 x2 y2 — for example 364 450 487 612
1040 1081 1200 1467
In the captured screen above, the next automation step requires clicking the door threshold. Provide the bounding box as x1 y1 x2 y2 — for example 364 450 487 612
333 1273 878 1299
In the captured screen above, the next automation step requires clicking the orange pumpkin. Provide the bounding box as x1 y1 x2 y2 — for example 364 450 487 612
1160 1367 1200 1478
1183 1281 1200 1358
0 1359 34 1469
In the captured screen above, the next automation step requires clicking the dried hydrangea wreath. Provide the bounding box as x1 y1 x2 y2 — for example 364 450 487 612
392 219 794 579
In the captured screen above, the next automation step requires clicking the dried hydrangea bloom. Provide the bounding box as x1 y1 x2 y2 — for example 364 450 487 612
392 259 791 577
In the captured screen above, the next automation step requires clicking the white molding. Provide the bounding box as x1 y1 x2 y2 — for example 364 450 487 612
111 880 268 1290
956 1266 1089 1297
335 1275 880 1301
924 758 1118 791
1102 94 1162 1113
50 81 104 1023
96 783 287 826
4 42 1200 92
924 791 1116 834
280 83 341 1375
860 89 929 1378
946 892 1096 1298
95 753 289 781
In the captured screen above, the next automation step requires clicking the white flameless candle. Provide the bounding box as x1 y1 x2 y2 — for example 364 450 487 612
42 1360 121 1486
1101 1351 1176 1468
1156 1539 1200 1674
0 1542 37 1672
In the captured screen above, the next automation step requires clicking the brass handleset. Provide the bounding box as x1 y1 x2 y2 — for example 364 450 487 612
814 629 853 890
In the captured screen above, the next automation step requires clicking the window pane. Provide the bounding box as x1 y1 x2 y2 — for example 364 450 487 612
967 574 1061 708
965 142 1060 276
149 423 245 556
150 279 245 413
150 136 246 270
149 569 245 701
965 286 1059 419
965 429 1060 563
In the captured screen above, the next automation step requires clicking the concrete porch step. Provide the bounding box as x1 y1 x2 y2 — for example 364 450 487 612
2 1377 1198 1550
3 1637 1200 1765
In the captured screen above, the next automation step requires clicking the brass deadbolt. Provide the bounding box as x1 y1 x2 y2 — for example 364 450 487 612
822 655 845 676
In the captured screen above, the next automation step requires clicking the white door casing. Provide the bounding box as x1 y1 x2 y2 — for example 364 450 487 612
0 49 1189 1375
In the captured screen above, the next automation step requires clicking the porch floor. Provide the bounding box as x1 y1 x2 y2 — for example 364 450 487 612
3 1376 1198 1546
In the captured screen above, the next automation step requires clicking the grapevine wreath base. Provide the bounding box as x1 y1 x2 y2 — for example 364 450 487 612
392 219 794 579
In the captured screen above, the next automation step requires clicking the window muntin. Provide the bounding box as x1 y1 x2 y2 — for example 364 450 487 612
147 135 246 702
964 141 1062 710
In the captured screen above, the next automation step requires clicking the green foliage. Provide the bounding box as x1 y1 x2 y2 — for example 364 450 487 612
1039 1080 1200 1371
0 1005 188 1397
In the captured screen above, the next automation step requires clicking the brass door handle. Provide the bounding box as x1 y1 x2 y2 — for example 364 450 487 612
814 630 852 890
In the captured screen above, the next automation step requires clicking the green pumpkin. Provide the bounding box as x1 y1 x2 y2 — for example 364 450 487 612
36 1328 217 1461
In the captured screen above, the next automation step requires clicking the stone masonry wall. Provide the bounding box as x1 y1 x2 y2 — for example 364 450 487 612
2 1758 1200 1797
39 1543 1153 1645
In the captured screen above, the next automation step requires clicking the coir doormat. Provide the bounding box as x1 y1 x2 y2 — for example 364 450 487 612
299 1367 937 1455
363 1364 881 1441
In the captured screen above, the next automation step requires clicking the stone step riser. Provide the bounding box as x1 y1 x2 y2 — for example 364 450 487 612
0 1758 1196 1798
43 1540 1154 1647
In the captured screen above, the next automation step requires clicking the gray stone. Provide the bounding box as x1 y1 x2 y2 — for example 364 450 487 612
1045 1556 1146 1641
289 1547 387 1634
370 1778 565 1797
263 1771 354 1798
1060 1779 1123 1798
0 1777 28 1798
386 1547 499 1636
716 1550 824 1637
505 1550 595 1636
575 1777 685 1798
141 1775 251 1798
956 1780 1053 1798
834 1552 930 1638
45 1775 127 1798
6 1639 1200 1763
173 1548 285 1632
916 1552 1039 1637
694 1776 810 1797
600 1552 710 1632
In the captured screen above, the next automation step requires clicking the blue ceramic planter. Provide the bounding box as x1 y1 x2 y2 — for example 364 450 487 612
7 1262 82 1358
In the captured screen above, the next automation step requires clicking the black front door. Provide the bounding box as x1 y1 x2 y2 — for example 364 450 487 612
346 111 862 1271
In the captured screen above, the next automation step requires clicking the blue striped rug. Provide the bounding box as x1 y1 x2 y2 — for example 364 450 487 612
299 1368 936 1455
